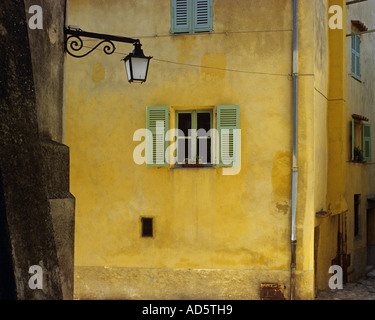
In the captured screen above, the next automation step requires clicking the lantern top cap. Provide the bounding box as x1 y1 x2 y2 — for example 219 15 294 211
121 42 152 62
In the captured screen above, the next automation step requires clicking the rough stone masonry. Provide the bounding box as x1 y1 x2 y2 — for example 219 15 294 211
0 0 65 299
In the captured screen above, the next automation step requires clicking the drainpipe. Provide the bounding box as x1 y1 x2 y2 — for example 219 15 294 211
290 0 298 300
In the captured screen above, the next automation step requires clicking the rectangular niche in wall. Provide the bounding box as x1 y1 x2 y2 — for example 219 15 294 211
141 217 153 238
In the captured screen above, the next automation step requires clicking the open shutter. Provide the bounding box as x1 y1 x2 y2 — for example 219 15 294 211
352 34 361 79
352 119 355 161
171 0 192 34
216 105 240 167
193 0 213 33
146 106 169 167
356 35 361 79
362 123 371 162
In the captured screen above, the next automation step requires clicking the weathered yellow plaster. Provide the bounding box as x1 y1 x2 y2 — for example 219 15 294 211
66 0 324 300
92 62 106 83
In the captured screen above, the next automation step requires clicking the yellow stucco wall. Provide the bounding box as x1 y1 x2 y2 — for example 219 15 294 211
314 0 347 292
66 0 320 299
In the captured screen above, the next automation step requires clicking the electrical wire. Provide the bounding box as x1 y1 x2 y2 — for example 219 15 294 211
67 27 314 78
150 58 288 77
73 43 314 78
78 28 294 41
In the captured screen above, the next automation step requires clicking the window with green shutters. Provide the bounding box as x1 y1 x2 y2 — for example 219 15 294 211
216 105 240 167
351 32 361 80
145 105 240 168
351 118 371 162
146 106 169 167
171 0 213 34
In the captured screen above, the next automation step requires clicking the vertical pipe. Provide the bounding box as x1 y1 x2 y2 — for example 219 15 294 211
290 0 298 300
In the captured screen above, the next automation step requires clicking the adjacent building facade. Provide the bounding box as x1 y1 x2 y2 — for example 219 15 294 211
66 0 375 299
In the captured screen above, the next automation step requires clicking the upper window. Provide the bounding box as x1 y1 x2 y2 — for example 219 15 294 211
171 0 213 34
351 31 361 80
350 20 367 81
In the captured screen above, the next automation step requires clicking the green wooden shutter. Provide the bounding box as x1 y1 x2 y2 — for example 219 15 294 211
146 106 169 167
352 119 355 161
216 105 240 167
362 123 371 162
193 0 213 33
171 0 192 34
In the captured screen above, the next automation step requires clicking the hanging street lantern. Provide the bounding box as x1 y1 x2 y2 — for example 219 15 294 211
122 42 152 83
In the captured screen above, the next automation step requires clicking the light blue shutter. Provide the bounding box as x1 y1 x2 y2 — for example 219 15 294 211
193 0 213 33
171 0 192 34
216 105 240 167
351 34 356 76
352 34 361 79
363 123 371 162
356 35 361 79
146 106 169 167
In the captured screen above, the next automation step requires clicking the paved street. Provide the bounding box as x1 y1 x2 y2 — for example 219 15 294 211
316 266 375 300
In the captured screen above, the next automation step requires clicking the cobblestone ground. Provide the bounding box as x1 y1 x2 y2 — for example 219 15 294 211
316 267 375 300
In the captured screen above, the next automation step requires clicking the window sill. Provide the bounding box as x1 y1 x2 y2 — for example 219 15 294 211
351 75 362 83
170 30 213 35
349 160 372 164
171 165 215 169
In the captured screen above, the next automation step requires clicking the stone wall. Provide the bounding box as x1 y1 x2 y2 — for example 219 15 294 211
0 0 74 299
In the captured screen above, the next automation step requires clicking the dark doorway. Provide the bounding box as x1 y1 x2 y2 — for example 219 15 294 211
367 209 375 265
354 194 361 237
0 167 17 299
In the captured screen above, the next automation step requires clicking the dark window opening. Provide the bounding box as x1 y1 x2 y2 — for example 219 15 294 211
197 112 211 132
141 217 153 237
176 110 212 166
178 113 191 137
197 137 211 164
354 194 361 237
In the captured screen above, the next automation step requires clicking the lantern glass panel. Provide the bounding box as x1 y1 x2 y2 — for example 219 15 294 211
130 57 149 81
125 59 132 82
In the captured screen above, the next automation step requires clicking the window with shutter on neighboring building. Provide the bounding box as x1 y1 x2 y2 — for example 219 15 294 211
351 115 371 162
351 21 368 81
171 0 213 34
351 27 361 80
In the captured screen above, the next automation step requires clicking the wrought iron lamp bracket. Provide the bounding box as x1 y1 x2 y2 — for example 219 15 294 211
64 26 140 58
